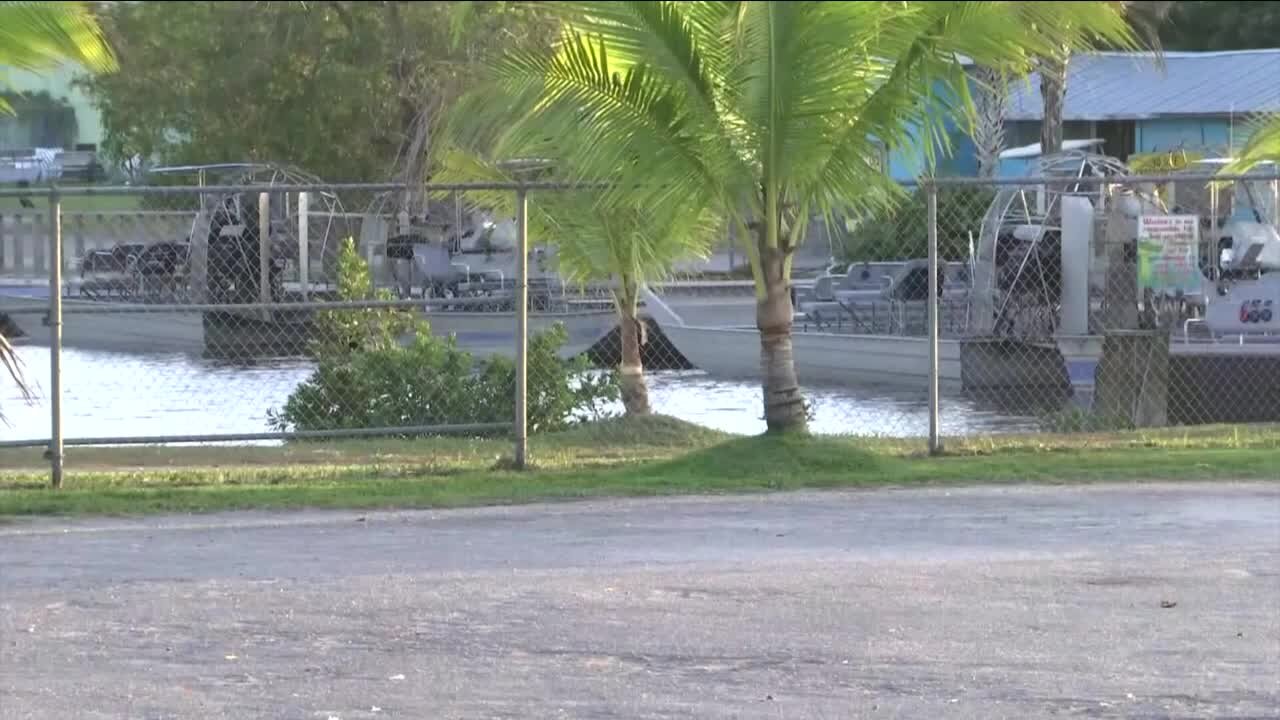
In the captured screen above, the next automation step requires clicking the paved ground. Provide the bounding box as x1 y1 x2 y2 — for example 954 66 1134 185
1 483 1278 719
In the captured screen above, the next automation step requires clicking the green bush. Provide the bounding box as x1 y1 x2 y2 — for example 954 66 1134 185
835 186 995 263
309 238 415 357
269 239 620 435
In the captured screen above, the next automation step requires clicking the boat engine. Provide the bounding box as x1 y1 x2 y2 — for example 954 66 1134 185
205 194 287 305
885 258 946 302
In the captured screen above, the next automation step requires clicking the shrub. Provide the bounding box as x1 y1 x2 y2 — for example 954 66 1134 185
269 240 620 435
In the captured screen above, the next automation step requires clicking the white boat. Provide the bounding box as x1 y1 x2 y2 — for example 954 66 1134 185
642 268 971 391
0 283 619 360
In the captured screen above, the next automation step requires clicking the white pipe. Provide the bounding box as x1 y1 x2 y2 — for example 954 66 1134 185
1059 195 1093 335
258 192 271 320
298 192 309 301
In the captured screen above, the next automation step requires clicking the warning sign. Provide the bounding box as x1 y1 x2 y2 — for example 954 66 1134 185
1137 215 1201 295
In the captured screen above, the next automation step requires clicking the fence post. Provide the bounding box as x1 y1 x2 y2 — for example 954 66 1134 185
513 188 529 469
48 188 64 488
926 181 943 455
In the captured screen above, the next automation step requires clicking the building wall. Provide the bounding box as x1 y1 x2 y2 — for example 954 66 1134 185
0 64 103 150
887 131 980 182
992 117 1247 178
1134 117 1233 156
885 77 981 182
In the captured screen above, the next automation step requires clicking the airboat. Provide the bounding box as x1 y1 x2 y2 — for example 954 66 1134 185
0 164 340 355
645 150 1280 424
0 164 621 360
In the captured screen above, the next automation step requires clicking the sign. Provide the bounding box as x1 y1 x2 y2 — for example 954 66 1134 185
1137 215 1201 295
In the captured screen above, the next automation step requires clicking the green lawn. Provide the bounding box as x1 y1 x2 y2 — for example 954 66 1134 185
1 417 1276 517
59 193 144 213
2 192 142 213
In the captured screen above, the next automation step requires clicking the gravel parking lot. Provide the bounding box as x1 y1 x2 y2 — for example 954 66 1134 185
2 482 1278 719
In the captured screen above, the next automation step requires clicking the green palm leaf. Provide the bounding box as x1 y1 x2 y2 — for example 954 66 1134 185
0 1 114 419
1225 114 1280 174
0 1 117 113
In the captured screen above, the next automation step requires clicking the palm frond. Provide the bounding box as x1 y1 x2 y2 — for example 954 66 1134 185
490 28 732 221
0 330 32 423
551 1 726 114
0 0 116 114
0 2 115 71
1225 114 1280 174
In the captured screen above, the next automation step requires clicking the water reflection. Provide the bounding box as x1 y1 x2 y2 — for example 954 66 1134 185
2 347 1036 443
643 371 1039 436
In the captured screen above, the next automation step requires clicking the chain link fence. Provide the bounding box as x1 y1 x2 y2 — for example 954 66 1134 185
2 165 1278 483
931 164 1280 445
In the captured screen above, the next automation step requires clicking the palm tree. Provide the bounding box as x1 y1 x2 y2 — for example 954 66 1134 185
434 150 717 415
1 1 116 414
470 1 1136 433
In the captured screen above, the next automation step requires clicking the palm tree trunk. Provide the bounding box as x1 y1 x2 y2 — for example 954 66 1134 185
616 284 651 416
756 246 807 434
970 66 1007 179
1038 52 1067 157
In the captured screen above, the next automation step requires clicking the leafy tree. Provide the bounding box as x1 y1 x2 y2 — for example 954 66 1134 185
466 1 1136 433
1158 1 1280 51
78 1 556 191
1 0 116 419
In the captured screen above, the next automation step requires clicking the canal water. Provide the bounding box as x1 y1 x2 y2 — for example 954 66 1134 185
1 346 1037 444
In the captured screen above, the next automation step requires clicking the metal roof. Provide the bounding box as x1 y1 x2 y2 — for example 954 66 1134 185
1004 50 1280 121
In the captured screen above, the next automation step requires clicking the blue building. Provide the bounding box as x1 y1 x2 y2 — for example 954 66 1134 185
887 49 1280 180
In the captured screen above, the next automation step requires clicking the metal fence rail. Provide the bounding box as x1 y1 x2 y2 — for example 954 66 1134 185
2 167 1278 485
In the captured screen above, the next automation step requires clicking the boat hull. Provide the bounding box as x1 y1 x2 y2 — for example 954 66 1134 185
658 323 967 392
1 290 617 360
0 294 204 354
413 310 618 360
658 318 1280 424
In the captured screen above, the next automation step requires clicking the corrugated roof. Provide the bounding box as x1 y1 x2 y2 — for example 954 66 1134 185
1004 50 1280 121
